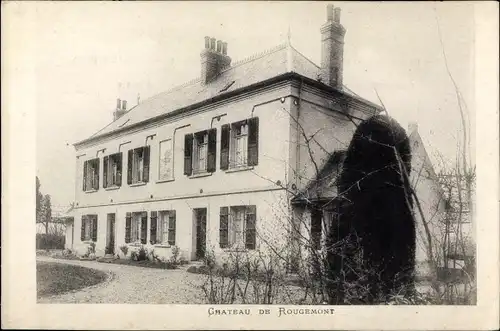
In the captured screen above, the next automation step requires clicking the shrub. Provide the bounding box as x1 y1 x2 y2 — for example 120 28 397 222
119 245 129 257
36 234 65 250
137 245 148 261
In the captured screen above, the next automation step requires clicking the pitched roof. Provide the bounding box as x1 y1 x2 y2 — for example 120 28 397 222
88 42 320 140
292 150 347 205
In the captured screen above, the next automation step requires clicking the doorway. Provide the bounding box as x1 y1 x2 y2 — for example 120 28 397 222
106 213 116 255
194 208 207 260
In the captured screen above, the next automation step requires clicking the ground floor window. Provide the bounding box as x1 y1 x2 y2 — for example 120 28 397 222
219 205 256 250
311 208 323 251
157 210 176 246
125 212 147 244
80 214 98 242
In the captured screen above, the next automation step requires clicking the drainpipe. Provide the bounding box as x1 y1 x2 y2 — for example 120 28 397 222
172 124 191 179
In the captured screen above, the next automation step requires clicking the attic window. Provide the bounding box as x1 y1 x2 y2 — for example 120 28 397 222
219 80 235 93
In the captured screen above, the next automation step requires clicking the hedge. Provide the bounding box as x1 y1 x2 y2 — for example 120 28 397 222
36 233 65 250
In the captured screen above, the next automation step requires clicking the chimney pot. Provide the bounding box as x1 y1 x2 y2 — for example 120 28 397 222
210 38 216 50
116 98 121 110
334 7 341 23
122 100 127 110
216 40 222 53
222 42 228 55
327 4 334 21
204 36 210 49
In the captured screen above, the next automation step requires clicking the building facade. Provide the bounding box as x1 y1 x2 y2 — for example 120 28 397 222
70 5 447 277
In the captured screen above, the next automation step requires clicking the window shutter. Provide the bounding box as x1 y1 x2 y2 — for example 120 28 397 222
219 207 229 248
150 211 157 244
92 215 98 242
94 159 100 190
125 212 131 243
245 205 256 250
81 215 86 241
248 117 259 166
141 212 148 244
127 150 133 185
207 128 217 173
103 156 109 188
168 211 176 246
184 134 193 176
220 124 230 170
83 161 88 191
143 146 150 182
116 153 123 186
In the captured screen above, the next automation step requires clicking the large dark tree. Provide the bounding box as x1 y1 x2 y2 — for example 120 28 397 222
327 115 415 304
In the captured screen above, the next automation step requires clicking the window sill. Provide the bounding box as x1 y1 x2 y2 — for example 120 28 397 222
153 243 173 248
156 178 175 184
225 165 254 173
84 189 98 194
222 247 254 253
189 171 212 179
127 242 145 247
82 240 95 244
105 186 120 191
129 182 147 187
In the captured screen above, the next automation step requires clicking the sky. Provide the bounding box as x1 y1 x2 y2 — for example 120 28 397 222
29 2 476 208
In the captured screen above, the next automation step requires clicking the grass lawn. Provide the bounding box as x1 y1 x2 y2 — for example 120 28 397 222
36 261 108 298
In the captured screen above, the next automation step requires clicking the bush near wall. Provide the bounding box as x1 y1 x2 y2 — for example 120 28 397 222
36 233 65 250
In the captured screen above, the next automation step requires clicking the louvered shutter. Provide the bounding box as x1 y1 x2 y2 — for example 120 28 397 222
150 211 157 244
245 205 256 250
127 149 133 185
140 212 148 244
207 128 217 173
168 211 176 246
143 146 150 182
220 124 230 170
83 161 88 191
94 159 100 190
184 134 193 176
125 212 131 243
219 207 229 248
92 215 98 242
81 215 86 241
248 117 259 166
116 153 123 186
103 156 109 188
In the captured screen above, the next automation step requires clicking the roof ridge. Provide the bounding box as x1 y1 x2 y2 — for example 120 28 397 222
223 42 288 72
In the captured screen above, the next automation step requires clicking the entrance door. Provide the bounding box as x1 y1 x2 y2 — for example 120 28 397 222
195 208 207 260
106 213 116 255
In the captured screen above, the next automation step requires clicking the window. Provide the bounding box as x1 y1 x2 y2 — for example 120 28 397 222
184 129 216 176
127 146 150 185
219 205 256 249
103 153 123 188
231 121 248 167
125 212 147 244
152 210 176 245
195 132 208 173
80 214 98 242
83 158 100 191
158 139 173 181
220 117 259 170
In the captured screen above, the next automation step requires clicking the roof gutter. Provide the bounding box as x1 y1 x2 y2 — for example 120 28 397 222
74 72 383 149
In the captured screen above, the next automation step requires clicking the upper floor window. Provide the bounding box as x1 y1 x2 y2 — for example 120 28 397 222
158 139 173 181
127 146 150 185
103 152 123 188
80 214 98 242
184 129 216 176
220 117 259 170
83 158 100 191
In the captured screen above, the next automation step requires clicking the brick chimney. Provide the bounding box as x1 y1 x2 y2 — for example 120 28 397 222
113 98 128 121
200 36 231 85
319 4 346 89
